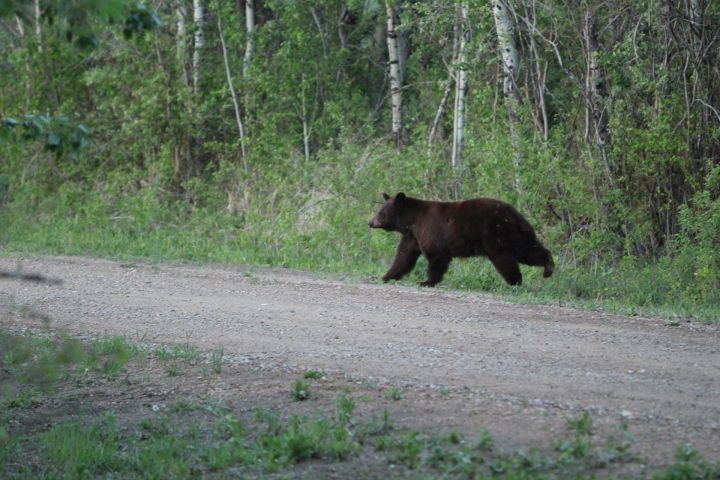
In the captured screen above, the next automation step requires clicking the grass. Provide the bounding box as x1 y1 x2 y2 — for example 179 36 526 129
211 346 224 374
291 380 311 401
1 186 718 323
386 386 403 401
303 369 324 380
0 331 139 392
1 329 719 479
372 413 636 479
153 342 204 377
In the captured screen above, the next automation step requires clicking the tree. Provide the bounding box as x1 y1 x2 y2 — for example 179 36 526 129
176 0 191 87
386 1 403 151
215 0 247 170
192 0 204 94
242 0 255 78
451 2 469 198
583 4 613 188
492 0 522 194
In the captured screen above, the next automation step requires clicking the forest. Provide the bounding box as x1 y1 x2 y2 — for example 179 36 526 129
1 0 719 319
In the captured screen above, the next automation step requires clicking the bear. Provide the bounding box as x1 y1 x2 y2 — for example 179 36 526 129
368 192 554 286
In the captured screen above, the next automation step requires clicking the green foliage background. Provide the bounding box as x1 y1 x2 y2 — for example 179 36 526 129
0 0 719 319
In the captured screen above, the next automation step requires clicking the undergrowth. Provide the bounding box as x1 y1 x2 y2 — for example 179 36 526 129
1 160 717 323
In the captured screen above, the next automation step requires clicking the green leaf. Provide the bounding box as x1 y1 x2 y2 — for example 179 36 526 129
47 132 62 148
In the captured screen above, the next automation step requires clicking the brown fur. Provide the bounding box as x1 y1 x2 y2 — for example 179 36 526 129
368 192 554 286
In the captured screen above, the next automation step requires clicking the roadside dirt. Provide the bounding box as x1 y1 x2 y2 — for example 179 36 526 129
1 255 719 471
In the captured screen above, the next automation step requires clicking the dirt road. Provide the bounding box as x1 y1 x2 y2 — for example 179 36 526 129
2 255 719 466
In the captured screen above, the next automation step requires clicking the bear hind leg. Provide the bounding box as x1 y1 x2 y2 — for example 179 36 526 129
489 254 523 286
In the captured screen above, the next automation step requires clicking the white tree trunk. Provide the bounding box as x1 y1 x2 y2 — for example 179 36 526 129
192 0 204 94
176 1 190 87
428 12 460 151
493 0 522 194
301 75 311 164
428 75 454 149
15 14 25 37
34 0 42 52
243 0 255 78
451 3 469 198
386 2 403 151
493 0 520 103
216 0 248 170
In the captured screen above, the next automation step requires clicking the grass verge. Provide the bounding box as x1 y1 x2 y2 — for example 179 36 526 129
1 328 719 478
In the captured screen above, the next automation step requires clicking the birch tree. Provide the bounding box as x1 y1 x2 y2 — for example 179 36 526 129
242 0 255 78
192 0 204 94
216 0 247 170
176 0 190 87
492 0 522 194
386 1 404 152
34 0 42 48
428 5 460 150
451 3 469 198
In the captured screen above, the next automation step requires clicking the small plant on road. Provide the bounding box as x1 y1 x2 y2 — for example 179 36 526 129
211 346 224 374
292 380 311 401
303 369 324 380
387 387 403 401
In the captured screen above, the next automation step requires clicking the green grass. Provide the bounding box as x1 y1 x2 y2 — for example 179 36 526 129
1 179 718 323
2 329 718 479
386 386 403 401
291 380 311 401
303 369 324 380
0 331 140 392
3 395 364 478
152 342 203 377
211 346 224 374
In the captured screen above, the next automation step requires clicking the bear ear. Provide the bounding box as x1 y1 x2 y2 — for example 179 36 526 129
395 192 406 203
382 192 390 201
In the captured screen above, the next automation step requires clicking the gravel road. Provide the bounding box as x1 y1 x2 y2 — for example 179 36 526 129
1 255 719 465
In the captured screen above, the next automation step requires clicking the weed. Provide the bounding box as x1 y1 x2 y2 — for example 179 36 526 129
476 429 494 451
211 346 224 374
4 387 42 409
654 444 720 479
372 412 647 478
172 398 200 413
153 342 200 366
291 380 311 401
566 410 594 436
165 361 181 377
390 431 425 468
175 342 200 365
91 335 139 358
387 386 403 401
303 369 324 380
335 394 355 426
357 409 393 443
153 345 172 361
41 411 124 478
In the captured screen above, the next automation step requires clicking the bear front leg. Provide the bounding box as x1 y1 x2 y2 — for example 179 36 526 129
518 244 554 278
383 235 421 282
420 253 451 287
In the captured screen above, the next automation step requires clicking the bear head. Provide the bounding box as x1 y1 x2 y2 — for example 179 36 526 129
368 192 407 232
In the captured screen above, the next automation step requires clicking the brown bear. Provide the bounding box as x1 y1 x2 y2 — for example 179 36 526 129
368 192 554 286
